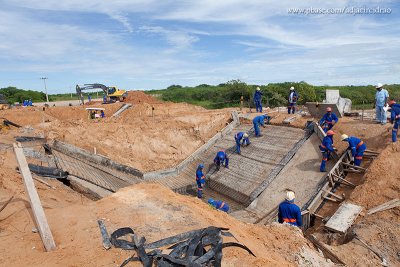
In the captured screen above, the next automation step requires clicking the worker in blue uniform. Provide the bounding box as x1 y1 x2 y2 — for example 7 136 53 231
196 164 205 198
214 151 229 170
234 132 250 154
252 114 271 137
319 130 336 172
341 134 367 166
288 86 298 114
253 87 263 112
319 107 339 133
389 100 400 150
278 191 302 227
208 198 229 213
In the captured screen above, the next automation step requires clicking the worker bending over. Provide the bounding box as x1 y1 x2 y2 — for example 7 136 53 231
341 134 366 166
208 198 229 213
288 86 298 114
196 164 205 198
389 101 400 150
319 130 336 172
319 107 339 133
278 191 302 227
253 87 263 112
252 114 271 137
234 132 250 154
214 151 229 170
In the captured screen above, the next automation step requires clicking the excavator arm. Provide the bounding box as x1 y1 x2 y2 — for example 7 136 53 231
76 84 108 105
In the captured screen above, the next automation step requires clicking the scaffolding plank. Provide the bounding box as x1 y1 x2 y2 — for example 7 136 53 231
13 143 56 252
325 202 362 233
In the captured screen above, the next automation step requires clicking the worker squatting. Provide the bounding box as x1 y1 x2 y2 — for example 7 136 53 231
195 83 397 227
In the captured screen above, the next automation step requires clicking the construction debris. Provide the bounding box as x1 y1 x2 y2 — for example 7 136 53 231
107 225 255 266
324 202 363 234
367 198 400 215
13 142 56 251
28 164 69 179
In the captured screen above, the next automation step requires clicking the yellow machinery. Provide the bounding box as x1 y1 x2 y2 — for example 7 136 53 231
76 83 128 104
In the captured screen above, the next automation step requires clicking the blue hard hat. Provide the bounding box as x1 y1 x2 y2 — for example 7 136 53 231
198 164 204 169
208 198 214 204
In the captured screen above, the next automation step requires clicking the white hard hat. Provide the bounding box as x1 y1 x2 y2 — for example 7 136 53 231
256 87 260 91
243 133 249 138
341 134 349 141
286 191 295 201
290 86 295 90
375 83 383 89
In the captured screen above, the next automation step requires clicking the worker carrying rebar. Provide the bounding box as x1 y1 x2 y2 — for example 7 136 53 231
389 100 400 149
234 132 250 154
214 151 229 170
252 114 271 137
208 198 229 212
254 87 263 113
278 191 302 227
196 164 206 198
319 130 337 172
341 134 367 166
319 107 339 133
288 86 298 114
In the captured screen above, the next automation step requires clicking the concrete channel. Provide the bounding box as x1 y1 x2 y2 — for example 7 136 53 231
49 111 341 226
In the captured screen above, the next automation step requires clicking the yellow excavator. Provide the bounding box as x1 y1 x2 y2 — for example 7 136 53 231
76 83 128 104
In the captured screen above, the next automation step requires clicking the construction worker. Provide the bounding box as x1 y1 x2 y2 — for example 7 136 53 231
389 100 400 148
214 151 229 170
374 83 389 125
253 87 263 112
319 130 336 172
208 198 229 212
278 191 302 227
234 132 250 154
288 86 298 114
103 94 107 104
341 134 367 166
100 110 105 118
253 114 271 137
196 164 205 198
319 107 339 133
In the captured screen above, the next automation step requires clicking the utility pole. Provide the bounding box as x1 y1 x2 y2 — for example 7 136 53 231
40 77 49 103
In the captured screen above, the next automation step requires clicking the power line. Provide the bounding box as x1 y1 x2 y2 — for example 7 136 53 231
40 77 49 103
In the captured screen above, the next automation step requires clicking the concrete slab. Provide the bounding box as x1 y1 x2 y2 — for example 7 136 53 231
325 202 362 233
235 134 333 223
306 103 343 118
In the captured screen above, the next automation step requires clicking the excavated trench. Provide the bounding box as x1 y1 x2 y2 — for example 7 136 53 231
23 114 355 230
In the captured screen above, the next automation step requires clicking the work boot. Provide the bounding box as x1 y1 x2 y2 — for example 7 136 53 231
256 134 263 138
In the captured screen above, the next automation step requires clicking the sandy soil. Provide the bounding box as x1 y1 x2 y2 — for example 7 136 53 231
1 98 399 266
0 92 232 172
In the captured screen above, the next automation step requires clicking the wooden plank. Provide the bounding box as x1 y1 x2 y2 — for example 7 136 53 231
322 188 344 201
323 195 338 202
367 199 400 215
13 143 56 251
306 234 346 265
325 202 362 233
331 173 356 187
341 162 366 171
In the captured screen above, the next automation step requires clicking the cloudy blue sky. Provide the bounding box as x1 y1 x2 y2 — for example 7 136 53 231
0 0 399 93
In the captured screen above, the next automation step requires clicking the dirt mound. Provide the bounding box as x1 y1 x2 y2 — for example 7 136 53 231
125 91 161 104
328 145 400 266
0 174 328 266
